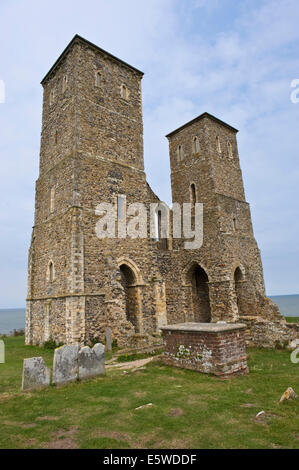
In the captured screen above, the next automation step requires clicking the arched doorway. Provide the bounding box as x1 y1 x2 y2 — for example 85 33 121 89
119 263 141 332
189 264 211 322
234 266 246 315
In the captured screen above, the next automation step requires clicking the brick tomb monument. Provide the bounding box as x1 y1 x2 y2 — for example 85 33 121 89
161 322 249 377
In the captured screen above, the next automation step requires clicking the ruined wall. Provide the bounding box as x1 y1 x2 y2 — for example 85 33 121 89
166 114 271 324
26 36 295 350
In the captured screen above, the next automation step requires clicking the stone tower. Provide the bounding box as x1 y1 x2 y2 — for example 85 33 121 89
26 35 297 349
166 113 266 323
26 35 168 346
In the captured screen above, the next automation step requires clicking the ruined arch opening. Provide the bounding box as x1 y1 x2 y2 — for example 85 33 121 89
234 266 247 316
119 263 141 333
190 183 196 205
189 264 211 322
48 261 54 283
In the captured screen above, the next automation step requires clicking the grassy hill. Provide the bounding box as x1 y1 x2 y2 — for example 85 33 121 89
0 336 298 449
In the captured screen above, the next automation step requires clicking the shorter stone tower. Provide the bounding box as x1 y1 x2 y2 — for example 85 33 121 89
166 113 265 322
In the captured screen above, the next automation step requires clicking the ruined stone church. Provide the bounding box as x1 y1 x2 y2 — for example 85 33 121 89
25 35 297 349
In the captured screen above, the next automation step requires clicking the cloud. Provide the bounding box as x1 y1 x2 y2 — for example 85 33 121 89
0 0 298 306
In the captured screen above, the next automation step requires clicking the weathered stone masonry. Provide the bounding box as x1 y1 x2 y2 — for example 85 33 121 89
26 35 298 348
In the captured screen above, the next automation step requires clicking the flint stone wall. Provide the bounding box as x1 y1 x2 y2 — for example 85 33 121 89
240 316 299 349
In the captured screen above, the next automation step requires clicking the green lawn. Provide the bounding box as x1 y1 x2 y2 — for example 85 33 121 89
0 336 298 449
285 316 299 323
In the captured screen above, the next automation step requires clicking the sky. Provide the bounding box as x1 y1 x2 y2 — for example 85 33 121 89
0 0 298 307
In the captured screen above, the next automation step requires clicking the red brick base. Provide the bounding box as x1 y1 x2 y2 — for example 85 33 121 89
161 323 249 377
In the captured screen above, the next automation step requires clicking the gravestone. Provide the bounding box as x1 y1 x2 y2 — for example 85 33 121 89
22 357 51 391
105 327 112 352
52 344 79 385
0 339 4 363
78 343 105 380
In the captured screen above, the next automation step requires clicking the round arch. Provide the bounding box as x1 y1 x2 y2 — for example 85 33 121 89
231 262 246 280
233 264 247 316
184 260 210 284
117 257 143 333
117 257 144 285
47 260 55 283
185 261 211 323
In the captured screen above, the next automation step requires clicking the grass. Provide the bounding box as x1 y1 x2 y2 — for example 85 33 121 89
0 336 298 449
285 317 299 323
116 349 163 363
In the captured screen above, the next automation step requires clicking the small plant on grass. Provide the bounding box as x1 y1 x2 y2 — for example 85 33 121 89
117 349 163 363
274 340 288 350
12 328 25 337
43 338 63 350
88 336 101 347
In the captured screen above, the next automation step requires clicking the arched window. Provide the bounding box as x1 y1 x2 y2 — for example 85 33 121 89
95 71 101 88
187 263 211 322
216 135 221 153
154 204 169 250
234 265 250 316
193 136 200 154
50 89 55 106
49 262 54 283
117 194 125 219
55 130 58 145
190 183 196 205
228 141 233 158
177 145 183 161
119 263 141 332
156 210 162 241
121 84 128 99
62 75 68 93
50 187 55 213
234 266 243 282
233 217 237 231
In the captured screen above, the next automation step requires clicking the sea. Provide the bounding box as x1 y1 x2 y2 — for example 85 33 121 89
0 295 298 334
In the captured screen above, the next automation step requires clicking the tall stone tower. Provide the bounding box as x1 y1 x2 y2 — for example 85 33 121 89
26 35 166 346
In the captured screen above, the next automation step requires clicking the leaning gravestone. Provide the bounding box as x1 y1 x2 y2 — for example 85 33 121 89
52 344 79 385
78 343 105 380
22 357 51 391
105 327 112 352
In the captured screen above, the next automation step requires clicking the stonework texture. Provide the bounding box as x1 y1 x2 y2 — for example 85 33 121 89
52 344 79 385
78 343 105 380
25 35 298 350
22 357 51 391
161 323 249 377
